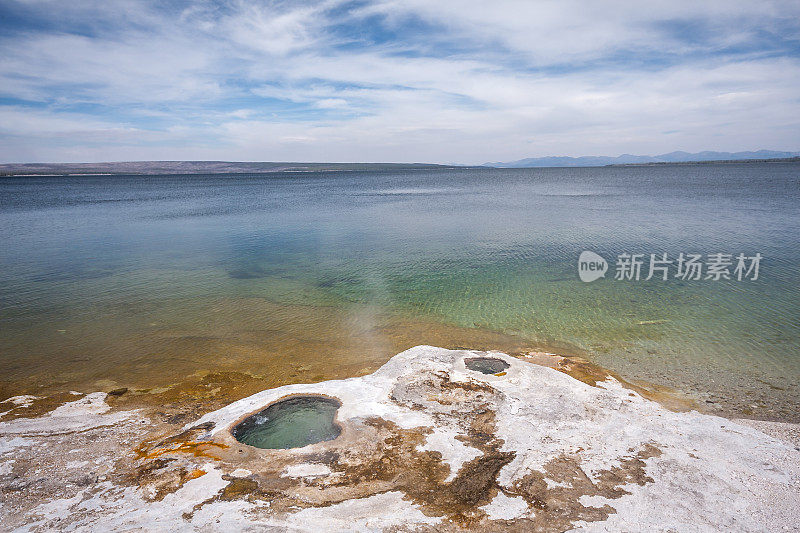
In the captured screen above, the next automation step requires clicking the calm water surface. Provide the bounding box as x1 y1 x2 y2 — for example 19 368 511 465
1 164 798 419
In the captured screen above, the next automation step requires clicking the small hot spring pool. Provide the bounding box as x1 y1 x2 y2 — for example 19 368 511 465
232 396 342 449
464 357 510 375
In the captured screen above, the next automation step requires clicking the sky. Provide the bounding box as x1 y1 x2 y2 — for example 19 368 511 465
1 0 799 164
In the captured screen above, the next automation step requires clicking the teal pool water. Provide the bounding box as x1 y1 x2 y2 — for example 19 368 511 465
0 163 798 419
232 396 341 449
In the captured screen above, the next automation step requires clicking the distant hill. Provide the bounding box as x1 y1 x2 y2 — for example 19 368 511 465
0 161 461 176
487 150 800 168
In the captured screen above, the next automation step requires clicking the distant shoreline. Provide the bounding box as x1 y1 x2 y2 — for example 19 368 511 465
1 157 799 176
0 161 470 177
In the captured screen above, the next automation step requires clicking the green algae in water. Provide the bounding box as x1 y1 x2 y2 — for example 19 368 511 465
232 396 342 449
464 357 510 374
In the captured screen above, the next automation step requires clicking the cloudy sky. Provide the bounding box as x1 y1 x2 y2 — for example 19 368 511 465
1 0 799 163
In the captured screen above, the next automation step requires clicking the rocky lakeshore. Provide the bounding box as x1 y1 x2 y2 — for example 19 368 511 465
1 346 798 532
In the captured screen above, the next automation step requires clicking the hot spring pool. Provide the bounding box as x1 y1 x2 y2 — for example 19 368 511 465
464 357 510 375
232 396 342 449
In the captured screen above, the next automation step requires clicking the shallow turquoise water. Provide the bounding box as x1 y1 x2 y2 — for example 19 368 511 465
0 164 798 418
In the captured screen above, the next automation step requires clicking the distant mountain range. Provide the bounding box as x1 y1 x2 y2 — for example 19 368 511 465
487 150 800 168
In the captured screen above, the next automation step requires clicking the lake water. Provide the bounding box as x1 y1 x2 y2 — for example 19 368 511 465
1 163 798 420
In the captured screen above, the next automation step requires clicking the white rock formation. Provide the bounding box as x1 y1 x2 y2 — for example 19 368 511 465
2 346 798 531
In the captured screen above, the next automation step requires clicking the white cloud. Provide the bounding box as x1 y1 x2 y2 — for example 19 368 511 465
0 0 799 162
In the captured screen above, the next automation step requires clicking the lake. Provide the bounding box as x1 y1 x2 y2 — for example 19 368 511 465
1 163 798 420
